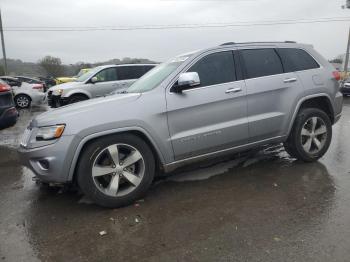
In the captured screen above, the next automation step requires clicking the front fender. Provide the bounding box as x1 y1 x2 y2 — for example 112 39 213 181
63 89 92 99
66 126 166 181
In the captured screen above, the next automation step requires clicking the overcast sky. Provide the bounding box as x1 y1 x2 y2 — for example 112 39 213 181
1 0 349 64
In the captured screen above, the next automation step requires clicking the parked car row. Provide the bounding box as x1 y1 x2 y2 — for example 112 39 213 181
18 42 343 208
0 76 46 108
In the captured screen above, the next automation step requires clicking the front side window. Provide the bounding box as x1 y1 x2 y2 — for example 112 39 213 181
277 48 320 72
94 68 118 82
127 57 188 93
187 51 236 88
240 49 283 79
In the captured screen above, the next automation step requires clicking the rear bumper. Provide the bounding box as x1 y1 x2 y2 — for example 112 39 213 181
31 92 46 105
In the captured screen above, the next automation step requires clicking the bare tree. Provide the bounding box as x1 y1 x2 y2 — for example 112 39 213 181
38 55 64 77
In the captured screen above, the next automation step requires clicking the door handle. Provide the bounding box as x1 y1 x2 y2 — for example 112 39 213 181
283 78 297 83
225 87 242 94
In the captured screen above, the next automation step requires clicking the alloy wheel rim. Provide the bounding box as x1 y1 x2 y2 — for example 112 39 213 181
17 96 29 107
92 143 145 197
300 116 327 154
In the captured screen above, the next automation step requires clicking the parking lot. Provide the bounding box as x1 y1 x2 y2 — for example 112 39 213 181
0 97 349 261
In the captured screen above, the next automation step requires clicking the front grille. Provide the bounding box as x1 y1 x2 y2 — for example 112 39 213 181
0 92 14 107
47 90 53 99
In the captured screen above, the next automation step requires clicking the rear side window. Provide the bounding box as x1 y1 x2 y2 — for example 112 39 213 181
240 49 283 79
187 51 236 88
277 48 320 72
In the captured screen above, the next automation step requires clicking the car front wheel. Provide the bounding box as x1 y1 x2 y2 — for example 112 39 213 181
284 108 332 162
77 134 155 208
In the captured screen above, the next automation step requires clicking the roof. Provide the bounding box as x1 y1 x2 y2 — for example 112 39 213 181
0 76 19 80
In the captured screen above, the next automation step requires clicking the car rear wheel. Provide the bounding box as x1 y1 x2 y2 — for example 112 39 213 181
77 134 155 208
15 94 31 108
284 108 332 162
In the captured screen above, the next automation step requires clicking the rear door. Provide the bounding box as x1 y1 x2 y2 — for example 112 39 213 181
239 48 303 142
166 50 249 160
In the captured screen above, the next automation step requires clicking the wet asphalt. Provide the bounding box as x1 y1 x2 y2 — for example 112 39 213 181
1 98 350 262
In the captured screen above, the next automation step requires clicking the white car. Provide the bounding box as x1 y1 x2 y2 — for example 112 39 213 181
47 64 157 107
12 82 46 108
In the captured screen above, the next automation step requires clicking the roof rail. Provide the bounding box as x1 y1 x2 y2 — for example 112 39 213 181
220 41 297 46
220 42 236 46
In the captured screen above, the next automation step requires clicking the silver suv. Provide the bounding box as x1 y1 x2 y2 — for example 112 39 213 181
47 64 156 107
19 42 343 207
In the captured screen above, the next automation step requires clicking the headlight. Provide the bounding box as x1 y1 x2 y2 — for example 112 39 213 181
53 89 63 95
36 125 65 141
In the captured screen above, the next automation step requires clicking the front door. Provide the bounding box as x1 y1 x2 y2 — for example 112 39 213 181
86 67 119 97
166 51 249 161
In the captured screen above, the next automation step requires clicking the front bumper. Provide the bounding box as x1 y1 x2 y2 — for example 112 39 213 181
47 93 69 108
18 134 78 183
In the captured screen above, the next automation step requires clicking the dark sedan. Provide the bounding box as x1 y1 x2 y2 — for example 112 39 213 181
0 79 18 129
341 82 350 96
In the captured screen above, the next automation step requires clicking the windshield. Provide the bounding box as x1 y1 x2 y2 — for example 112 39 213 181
76 69 90 78
75 66 101 82
126 56 190 93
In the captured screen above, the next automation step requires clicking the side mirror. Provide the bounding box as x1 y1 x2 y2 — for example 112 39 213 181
173 72 200 93
90 76 98 84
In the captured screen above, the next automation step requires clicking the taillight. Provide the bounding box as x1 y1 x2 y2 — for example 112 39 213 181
0 84 11 92
32 84 43 90
332 71 341 81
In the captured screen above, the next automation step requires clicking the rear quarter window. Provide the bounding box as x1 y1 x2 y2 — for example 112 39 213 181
276 48 320 72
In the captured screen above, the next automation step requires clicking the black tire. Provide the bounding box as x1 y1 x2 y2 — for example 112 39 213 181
77 134 155 208
15 94 31 109
68 94 88 104
284 108 332 162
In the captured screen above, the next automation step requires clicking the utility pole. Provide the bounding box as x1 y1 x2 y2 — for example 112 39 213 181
0 8 7 75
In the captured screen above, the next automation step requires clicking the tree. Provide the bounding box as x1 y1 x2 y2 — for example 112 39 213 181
38 55 64 77
0 65 4 75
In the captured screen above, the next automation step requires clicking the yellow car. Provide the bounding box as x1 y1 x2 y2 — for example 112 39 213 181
55 68 91 85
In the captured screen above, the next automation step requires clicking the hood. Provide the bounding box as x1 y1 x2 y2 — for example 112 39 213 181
56 76 77 81
33 93 141 129
49 81 81 91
